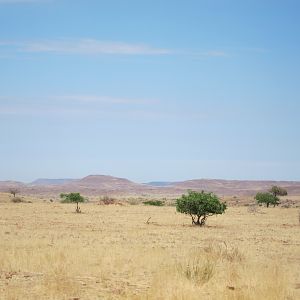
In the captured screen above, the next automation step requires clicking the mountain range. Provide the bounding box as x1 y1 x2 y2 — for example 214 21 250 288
1 175 300 197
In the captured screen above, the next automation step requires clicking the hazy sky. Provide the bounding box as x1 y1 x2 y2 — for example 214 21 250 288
0 0 299 182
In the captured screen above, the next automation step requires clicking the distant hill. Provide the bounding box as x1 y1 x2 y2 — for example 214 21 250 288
76 175 137 187
172 179 300 196
68 175 149 192
145 181 174 187
0 180 26 189
0 175 300 197
31 178 76 185
0 175 158 196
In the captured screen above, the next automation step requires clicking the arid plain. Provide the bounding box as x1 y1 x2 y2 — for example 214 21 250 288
0 192 299 300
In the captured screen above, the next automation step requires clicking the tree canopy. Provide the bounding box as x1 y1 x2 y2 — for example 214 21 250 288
60 192 85 213
176 190 226 226
269 186 288 197
255 192 280 207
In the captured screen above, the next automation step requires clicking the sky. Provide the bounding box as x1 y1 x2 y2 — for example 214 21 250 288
0 0 299 183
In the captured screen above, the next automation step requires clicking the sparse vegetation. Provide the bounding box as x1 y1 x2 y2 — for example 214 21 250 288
255 192 280 207
127 198 140 205
9 188 19 198
0 201 299 299
247 203 259 213
143 200 165 206
255 186 288 208
176 190 227 226
10 196 24 203
60 192 85 213
269 185 288 197
99 195 117 205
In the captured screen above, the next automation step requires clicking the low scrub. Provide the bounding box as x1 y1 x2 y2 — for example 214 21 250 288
177 256 215 285
11 197 24 203
143 200 165 206
99 196 116 205
127 198 140 205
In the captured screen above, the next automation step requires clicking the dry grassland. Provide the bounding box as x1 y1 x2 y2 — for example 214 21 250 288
0 193 299 299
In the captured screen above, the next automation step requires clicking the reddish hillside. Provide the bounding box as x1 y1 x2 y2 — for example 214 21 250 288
172 179 300 196
0 181 26 192
1 176 300 197
0 175 158 196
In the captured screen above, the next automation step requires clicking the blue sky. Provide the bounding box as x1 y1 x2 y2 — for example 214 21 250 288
0 0 299 182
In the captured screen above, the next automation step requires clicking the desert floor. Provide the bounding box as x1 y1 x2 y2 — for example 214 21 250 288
0 195 299 299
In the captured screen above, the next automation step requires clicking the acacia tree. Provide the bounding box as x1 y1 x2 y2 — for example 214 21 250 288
269 186 288 197
9 188 19 198
60 192 85 213
176 190 227 226
255 192 279 208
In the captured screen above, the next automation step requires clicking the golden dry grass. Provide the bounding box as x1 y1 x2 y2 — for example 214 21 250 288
0 194 299 299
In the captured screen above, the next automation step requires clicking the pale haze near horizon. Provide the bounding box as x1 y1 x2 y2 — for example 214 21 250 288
0 0 299 183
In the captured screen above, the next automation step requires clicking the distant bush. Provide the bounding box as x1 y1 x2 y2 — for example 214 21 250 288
11 197 24 203
247 203 259 213
127 198 140 205
269 186 288 197
99 195 117 205
255 192 279 208
143 200 165 206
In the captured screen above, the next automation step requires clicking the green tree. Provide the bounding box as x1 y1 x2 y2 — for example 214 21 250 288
176 190 227 226
60 192 85 213
269 186 288 197
255 192 280 208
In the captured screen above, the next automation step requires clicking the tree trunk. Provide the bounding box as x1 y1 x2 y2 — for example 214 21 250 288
191 215 195 225
267 202 269 208
192 215 206 226
200 215 207 226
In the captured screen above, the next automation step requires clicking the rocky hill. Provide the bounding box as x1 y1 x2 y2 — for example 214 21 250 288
0 175 300 197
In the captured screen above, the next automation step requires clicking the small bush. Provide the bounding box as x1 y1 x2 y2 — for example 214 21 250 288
177 258 215 285
143 200 165 206
127 198 140 205
99 196 117 205
11 197 24 203
166 201 176 207
247 203 259 213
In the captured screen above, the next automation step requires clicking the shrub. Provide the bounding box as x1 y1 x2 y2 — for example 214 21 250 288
127 198 140 205
143 200 165 206
176 190 226 226
247 203 259 213
99 195 116 205
177 256 215 285
269 186 288 197
11 197 24 203
255 192 279 208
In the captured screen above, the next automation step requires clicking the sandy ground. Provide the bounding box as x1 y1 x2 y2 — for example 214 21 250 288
0 194 299 299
